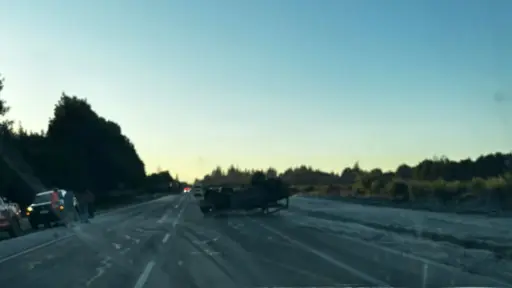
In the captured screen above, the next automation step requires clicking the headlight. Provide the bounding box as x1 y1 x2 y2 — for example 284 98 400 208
27 206 33 212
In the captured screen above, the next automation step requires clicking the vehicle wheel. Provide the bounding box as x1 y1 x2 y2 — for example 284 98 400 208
44 221 51 229
8 219 22 238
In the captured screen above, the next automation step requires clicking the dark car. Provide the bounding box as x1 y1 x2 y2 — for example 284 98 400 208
26 190 76 229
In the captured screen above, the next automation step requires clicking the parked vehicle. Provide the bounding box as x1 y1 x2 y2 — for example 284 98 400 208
26 189 78 229
0 197 23 237
192 183 204 200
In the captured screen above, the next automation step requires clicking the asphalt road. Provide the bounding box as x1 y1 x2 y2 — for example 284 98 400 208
0 194 509 288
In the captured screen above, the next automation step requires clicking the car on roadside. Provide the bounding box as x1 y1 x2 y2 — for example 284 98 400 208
0 197 23 237
1 197 22 217
26 189 78 229
191 184 204 200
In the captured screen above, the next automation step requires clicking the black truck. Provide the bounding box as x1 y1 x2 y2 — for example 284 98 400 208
198 175 290 216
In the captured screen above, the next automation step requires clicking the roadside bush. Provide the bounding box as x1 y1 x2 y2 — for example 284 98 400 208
386 180 410 202
408 180 433 201
351 180 367 197
370 179 385 195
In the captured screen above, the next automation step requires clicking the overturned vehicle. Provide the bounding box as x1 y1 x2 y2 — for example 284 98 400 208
199 173 290 216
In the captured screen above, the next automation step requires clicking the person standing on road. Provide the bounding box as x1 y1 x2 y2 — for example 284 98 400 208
85 189 95 219
76 190 90 223
63 190 78 226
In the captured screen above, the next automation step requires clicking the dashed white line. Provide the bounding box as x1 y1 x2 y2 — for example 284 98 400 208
27 260 42 270
162 233 170 244
157 214 168 224
134 260 155 288
156 195 187 224
86 256 112 287
173 208 185 228
422 263 429 288
170 196 188 228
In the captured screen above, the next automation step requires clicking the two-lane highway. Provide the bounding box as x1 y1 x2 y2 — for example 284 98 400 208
0 194 510 288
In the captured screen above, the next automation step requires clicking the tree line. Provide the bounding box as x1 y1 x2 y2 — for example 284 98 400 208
201 153 512 185
200 153 512 209
0 75 176 209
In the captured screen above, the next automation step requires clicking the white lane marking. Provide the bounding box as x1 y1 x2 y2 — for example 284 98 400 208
134 260 155 288
185 231 220 257
157 214 168 224
253 220 392 287
157 195 187 224
112 243 122 249
191 237 219 245
422 263 428 288
124 234 140 244
0 234 75 264
86 256 112 287
158 196 188 246
173 207 185 228
120 247 131 255
190 250 220 256
171 195 188 228
162 233 170 244
27 260 42 270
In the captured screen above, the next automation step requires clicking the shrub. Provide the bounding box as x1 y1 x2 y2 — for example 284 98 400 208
386 180 410 202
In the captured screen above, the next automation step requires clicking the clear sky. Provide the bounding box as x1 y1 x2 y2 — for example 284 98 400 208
1 0 511 182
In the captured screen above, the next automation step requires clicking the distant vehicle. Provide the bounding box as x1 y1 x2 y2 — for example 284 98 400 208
191 184 204 200
0 197 23 237
199 178 290 216
183 187 191 193
26 189 77 229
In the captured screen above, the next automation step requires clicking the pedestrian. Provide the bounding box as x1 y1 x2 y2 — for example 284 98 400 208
85 189 95 219
63 190 78 226
75 190 90 223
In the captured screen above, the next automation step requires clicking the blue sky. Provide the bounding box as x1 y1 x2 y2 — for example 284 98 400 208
1 0 511 181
